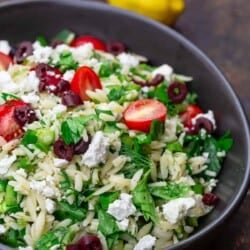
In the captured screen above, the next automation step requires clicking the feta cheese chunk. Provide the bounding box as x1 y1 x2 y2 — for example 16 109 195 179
117 53 139 69
63 70 75 82
152 64 173 82
0 155 16 175
134 234 156 250
116 218 129 231
0 224 7 235
45 198 56 214
30 180 57 198
21 93 40 106
162 197 196 224
0 40 11 55
82 131 109 167
191 110 216 130
107 193 136 221
32 42 52 63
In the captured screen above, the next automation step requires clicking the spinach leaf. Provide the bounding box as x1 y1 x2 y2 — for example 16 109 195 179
36 35 48 46
148 120 164 141
17 156 35 173
132 170 157 223
166 140 183 153
107 86 125 101
55 51 78 72
216 131 233 152
149 183 191 201
0 228 25 247
61 115 95 145
99 60 120 77
99 192 120 211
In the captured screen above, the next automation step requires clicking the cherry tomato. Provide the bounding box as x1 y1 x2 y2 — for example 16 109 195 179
70 35 107 51
0 52 13 71
180 104 203 128
124 99 167 132
70 66 102 101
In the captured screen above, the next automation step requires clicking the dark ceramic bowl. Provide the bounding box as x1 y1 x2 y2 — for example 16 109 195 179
0 0 249 250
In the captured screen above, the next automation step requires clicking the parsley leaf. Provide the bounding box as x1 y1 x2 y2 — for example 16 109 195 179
1 92 20 102
216 131 233 152
61 115 95 145
99 192 120 211
55 51 78 72
132 170 158 223
52 29 75 44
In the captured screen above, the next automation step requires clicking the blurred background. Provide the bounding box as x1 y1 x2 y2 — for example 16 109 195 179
93 0 250 249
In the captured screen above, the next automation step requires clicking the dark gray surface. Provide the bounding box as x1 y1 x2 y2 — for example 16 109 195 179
0 0 249 249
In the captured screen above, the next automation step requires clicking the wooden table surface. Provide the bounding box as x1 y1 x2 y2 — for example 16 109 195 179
177 1 250 249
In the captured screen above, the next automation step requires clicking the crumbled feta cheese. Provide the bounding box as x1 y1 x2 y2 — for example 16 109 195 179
141 86 150 93
45 198 56 214
21 92 40 106
107 193 136 221
134 234 156 250
217 151 226 157
53 158 69 168
0 224 7 235
162 197 196 224
0 155 16 175
63 70 75 82
30 180 56 198
73 43 93 62
54 44 72 54
0 71 18 93
82 131 109 167
192 110 216 130
0 40 11 55
15 168 28 178
43 186 56 198
152 64 173 82
20 71 40 93
117 53 139 69
116 218 129 231
32 42 52 63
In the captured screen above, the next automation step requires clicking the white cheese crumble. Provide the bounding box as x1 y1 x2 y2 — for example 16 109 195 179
152 64 173 82
45 198 56 214
107 193 136 221
117 53 139 69
162 197 196 224
134 234 156 250
0 71 18 93
73 43 94 62
116 218 129 231
0 40 11 55
63 70 75 82
0 224 7 235
30 180 56 198
53 158 69 168
192 110 216 130
82 131 109 167
21 93 40 106
32 42 53 63
0 155 16 175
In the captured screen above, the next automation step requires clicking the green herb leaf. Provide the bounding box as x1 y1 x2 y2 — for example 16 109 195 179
52 29 75 44
36 35 48 46
55 51 78 72
99 60 120 78
107 86 124 101
61 115 95 145
0 228 26 247
148 120 164 141
216 131 233 152
1 92 20 102
166 140 183 153
149 183 191 201
99 192 120 211
132 170 157 223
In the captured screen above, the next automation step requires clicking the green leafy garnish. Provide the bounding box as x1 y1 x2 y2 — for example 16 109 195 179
166 140 183 153
0 228 26 247
99 60 120 78
107 86 125 101
99 192 120 211
149 183 191 201
61 115 95 145
1 92 20 102
52 29 75 44
36 35 48 46
132 170 158 223
216 131 233 152
55 51 78 72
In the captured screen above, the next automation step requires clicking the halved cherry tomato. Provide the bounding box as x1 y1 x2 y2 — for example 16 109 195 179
70 35 107 51
180 104 203 128
0 52 13 71
124 99 167 132
0 100 27 141
70 66 102 101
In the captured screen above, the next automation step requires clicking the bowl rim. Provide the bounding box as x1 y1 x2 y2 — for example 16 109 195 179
0 0 250 249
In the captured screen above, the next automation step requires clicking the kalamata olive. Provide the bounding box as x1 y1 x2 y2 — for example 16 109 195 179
132 74 164 87
194 117 214 134
61 90 83 107
50 39 63 48
15 41 33 63
73 138 90 155
202 193 219 206
66 245 80 250
107 41 126 55
53 139 74 161
77 235 102 250
167 82 188 103
35 63 52 79
14 106 37 126
56 80 71 94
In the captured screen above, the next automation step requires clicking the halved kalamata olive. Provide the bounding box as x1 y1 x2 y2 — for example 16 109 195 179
61 90 83 107
15 41 33 63
194 117 214 134
53 139 74 161
73 138 90 155
35 63 52 79
167 82 188 103
107 41 126 55
56 80 71 94
78 235 102 250
14 106 37 126
132 74 164 87
202 193 219 206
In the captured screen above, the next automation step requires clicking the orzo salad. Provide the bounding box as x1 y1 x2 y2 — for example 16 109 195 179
0 30 233 250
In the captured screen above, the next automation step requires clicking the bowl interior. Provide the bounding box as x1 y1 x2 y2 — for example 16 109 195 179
0 1 249 249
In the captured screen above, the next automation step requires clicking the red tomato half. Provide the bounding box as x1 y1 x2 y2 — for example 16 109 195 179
70 66 102 101
124 99 167 132
70 35 107 51
180 104 203 128
0 52 13 71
